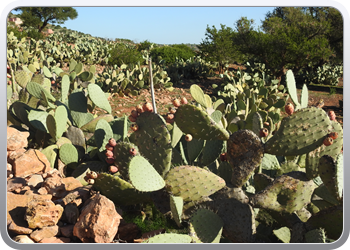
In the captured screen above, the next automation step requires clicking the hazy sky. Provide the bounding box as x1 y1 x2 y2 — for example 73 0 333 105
59 7 275 44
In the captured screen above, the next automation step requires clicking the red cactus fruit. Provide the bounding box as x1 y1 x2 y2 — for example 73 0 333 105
172 99 181 107
109 165 119 173
130 123 139 131
323 137 333 146
129 148 137 156
259 128 269 137
285 103 294 116
89 171 98 179
263 122 269 127
328 132 338 140
165 113 174 124
106 157 115 164
8 80 12 85
109 138 117 147
185 134 193 142
328 110 336 121
131 110 138 118
105 150 114 158
7 73 11 78
87 179 95 185
220 153 227 162
128 115 137 122
136 104 144 114
168 106 177 114
143 102 153 112
51 80 55 85
180 97 188 105
105 144 114 151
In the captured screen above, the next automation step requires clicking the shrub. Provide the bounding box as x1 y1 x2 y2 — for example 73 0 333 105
108 43 143 66
150 44 196 65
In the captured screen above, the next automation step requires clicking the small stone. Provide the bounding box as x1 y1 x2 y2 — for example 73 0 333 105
12 149 52 177
30 225 59 242
7 177 26 192
25 198 64 229
27 174 44 189
39 237 71 243
7 126 30 151
13 235 35 243
8 220 33 235
7 148 26 165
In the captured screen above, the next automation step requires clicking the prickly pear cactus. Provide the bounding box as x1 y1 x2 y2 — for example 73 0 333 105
113 141 140 180
93 172 151 206
142 233 192 243
164 165 226 202
175 104 230 141
132 111 172 177
250 171 316 213
264 107 333 156
189 208 223 243
227 129 264 188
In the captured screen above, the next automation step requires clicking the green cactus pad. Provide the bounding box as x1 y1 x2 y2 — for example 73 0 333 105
169 195 183 227
28 109 48 132
26 81 56 102
41 145 58 169
200 140 225 166
217 161 233 184
80 114 114 133
143 233 192 243
113 142 140 180
227 130 264 188
93 172 151 206
190 84 207 108
64 126 86 151
133 111 172 177
87 83 112 114
59 143 79 169
265 107 333 156
189 208 223 243
175 104 230 140
14 70 30 88
254 173 274 193
60 75 70 103
164 165 226 202
305 228 326 243
250 171 316 213
286 70 300 109
318 154 343 201
68 91 94 128
94 119 113 152
273 227 291 243
305 205 342 240
128 155 165 192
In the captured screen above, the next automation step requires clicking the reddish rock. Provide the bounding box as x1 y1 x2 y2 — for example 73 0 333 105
7 126 30 151
27 174 44 189
7 148 26 164
7 192 52 228
73 193 122 243
117 222 141 242
62 177 83 192
7 177 26 192
42 175 83 198
12 149 52 177
8 220 33 235
30 225 59 242
25 197 64 229
39 237 71 243
12 235 35 243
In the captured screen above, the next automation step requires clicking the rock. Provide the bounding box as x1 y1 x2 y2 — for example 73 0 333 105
7 126 30 151
7 192 52 229
39 237 71 243
12 235 35 243
30 225 59 242
7 220 33 235
27 174 44 189
12 149 52 177
73 193 122 243
42 174 83 198
117 222 141 242
62 203 80 224
7 177 26 192
60 225 75 238
7 148 26 165
25 197 64 229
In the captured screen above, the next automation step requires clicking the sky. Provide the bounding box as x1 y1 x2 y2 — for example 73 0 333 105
56 7 275 45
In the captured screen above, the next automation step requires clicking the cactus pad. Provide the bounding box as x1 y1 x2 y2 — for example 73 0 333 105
265 107 333 156
113 142 139 180
175 104 230 141
227 129 264 188
143 233 192 243
164 165 225 202
87 83 112 114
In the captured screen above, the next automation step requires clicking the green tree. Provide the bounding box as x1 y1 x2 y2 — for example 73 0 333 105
233 7 342 79
13 7 78 33
198 24 242 73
